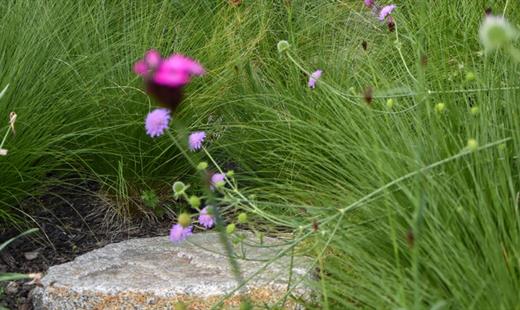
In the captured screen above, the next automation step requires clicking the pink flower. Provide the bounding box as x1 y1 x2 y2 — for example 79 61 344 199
188 131 206 151
379 4 396 21
308 70 323 89
153 54 205 87
133 49 161 76
133 50 205 87
198 206 215 229
210 173 226 190
364 0 374 8
169 224 193 243
145 108 171 137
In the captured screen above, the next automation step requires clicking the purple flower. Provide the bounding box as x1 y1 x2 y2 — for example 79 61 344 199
379 4 396 21
364 0 374 8
169 224 193 243
210 173 226 190
198 206 215 229
188 131 206 151
308 70 323 89
145 108 171 137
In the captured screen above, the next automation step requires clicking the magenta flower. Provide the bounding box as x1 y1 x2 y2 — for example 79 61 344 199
210 173 226 190
133 49 161 76
153 54 205 87
308 70 323 89
198 206 215 229
169 224 193 243
379 4 396 21
364 0 374 8
134 50 205 111
145 108 171 137
188 131 206 151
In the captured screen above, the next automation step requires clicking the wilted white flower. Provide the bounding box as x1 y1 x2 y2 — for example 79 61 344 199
479 16 517 52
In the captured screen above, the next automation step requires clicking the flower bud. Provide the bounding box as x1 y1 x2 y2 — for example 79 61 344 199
386 98 395 109
226 170 235 177
188 196 201 208
277 40 290 53
172 181 187 199
435 102 446 113
196 161 208 171
465 71 476 82
226 223 236 234
470 106 479 115
237 212 248 224
467 139 478 152
178 213 191 228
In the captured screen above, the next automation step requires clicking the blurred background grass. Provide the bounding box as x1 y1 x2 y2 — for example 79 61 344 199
1 0 520 308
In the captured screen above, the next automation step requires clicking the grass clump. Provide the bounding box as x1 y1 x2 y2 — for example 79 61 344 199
2 0 520 308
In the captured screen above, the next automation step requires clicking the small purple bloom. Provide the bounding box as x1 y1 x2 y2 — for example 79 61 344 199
189 131 206 151
198 206 215 229
145 108 171 138
169 224 193 243
379 4 396 21
308 70 323 89
210 173 226 190
364 0 374 8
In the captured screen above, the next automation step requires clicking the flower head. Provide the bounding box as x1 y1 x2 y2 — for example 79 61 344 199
379 4 396 21
308 70 323 89
210 173 226 190
169 224 193 243
153 54 205 87
364 0 374 8
145 108 171 138
198 206 215 229
133 49 161 76
188 131 206 151
479 15 517 52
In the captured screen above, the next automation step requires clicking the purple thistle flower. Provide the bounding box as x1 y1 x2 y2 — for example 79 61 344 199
189 131 206 151
364 0 374 8
210 173 226 190
169 224 193 243
145 108 171 138
308 70 323 89
198 206 215 229
379 4 396 21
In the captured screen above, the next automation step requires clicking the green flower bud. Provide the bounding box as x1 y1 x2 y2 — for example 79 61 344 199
467 139 478 152
178 213 192 228
226 223 236 234
470 106 479 115
465 71 476 82
196 161 208 171
188 196 201 208
435 102 446 113
226 170 235 177
277 40 290 53
172 181 187 199
237 212 248 224
386 98 395 109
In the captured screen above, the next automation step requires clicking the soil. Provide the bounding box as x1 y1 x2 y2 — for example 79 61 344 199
0 181 174 310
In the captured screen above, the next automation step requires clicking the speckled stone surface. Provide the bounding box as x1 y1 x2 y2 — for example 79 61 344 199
31 232 311 309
